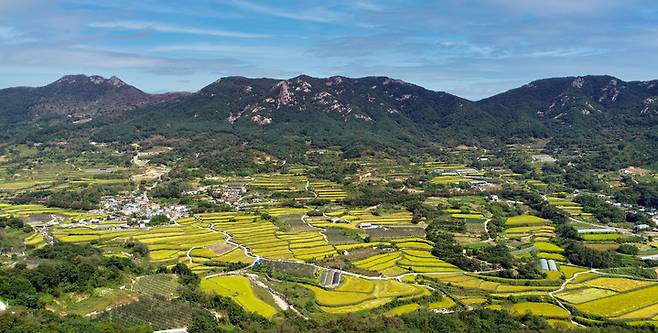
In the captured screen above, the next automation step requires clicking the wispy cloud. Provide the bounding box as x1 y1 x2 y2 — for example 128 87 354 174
0 26 36 44
88 21 268 39
228 0 344 23
0 44 245 75
151 43 295 56
488 0 625 15
0 26 22 40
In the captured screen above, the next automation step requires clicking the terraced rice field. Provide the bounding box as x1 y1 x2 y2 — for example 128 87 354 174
249 174 308 192
534 241 563 253
430 175 471 185
53 218 236 273
559 265 588 279
575 284 658 318
577 277 653 292
510 302 570 318
537 252 566 261
505 215 549 226
555 288 617 304
197 210 337 261
505 225 555 239
428 297 456 310
352 248 459 276
391 238 434 250
309 209 416 230
303 276 429 314
428 273 556 296
547 197 591 217
384 303 421 316
309 180 347 201
0 203 99 222
581 233 623 241
24 232 47 248
201 276 278 318
450 213 485 219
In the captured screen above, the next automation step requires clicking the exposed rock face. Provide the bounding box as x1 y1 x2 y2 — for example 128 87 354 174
200 75 466 126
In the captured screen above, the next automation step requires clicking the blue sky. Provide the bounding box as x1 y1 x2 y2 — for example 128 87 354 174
1 0 657 100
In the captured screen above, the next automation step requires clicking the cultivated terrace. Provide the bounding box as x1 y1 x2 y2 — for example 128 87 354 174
1 137 657 333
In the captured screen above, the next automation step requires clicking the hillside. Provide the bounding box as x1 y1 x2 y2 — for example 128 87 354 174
0 74 187 125
1 74 656 165
480 75 658 120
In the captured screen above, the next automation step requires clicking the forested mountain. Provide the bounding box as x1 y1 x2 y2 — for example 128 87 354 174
0 74 187 125
1 74 656 165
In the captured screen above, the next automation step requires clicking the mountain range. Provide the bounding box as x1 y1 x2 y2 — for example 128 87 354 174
1 74 656 165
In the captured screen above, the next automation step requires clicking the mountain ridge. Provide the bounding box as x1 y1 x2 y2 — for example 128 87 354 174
0 73 656 166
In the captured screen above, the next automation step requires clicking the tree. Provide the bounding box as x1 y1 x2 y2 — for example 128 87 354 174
617 244 639 255
149 214 171 226
188 312 222 333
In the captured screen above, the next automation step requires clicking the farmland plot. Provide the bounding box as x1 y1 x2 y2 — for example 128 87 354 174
201 276 279 318
303 276 429 314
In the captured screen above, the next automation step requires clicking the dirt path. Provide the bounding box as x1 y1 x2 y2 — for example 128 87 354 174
305 181 318 199
247 273 290 310
548 270 594 327
483 219 493 242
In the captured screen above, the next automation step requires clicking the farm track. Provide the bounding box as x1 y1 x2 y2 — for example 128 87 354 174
305 181 318 199
548 270 592 327
482 219 493 242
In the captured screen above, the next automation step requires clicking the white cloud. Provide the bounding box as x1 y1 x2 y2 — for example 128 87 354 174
88 21 268 39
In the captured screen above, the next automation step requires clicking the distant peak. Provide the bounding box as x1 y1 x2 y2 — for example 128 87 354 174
54 74 127 87
108 76 127 87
